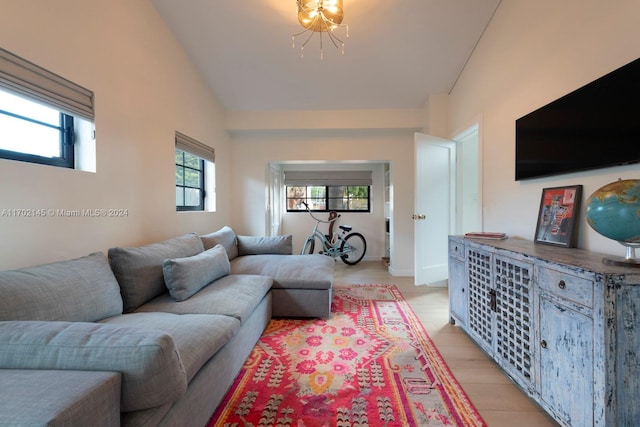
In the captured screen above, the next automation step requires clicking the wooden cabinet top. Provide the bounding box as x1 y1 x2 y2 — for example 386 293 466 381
451 235 640 276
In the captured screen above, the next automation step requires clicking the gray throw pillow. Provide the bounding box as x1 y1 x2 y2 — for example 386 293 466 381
108 233 204 312
237 234 293 255
163 244 230 301
200 226 238 260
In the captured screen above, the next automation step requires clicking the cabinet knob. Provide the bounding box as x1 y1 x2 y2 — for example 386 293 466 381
558 280 566 289
541 339 547 349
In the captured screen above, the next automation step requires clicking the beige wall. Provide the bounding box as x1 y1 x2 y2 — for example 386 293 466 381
448 0 640 255
0 0 231 269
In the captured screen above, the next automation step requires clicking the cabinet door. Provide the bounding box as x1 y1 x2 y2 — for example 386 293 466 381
539 296 593 426
493 255 534 388
466 247 493 352
448 258 467 326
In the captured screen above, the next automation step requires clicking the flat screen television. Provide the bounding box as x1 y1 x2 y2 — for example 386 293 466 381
515 57 640 181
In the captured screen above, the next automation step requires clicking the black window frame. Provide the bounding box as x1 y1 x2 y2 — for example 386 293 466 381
0 107 75 169
286 185 371 212
175 148 205 211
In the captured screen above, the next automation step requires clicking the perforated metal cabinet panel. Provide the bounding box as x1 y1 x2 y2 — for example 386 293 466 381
466 247 493 351
493 255 534 386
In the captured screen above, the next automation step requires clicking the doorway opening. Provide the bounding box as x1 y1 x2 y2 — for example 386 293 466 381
452 123 481 234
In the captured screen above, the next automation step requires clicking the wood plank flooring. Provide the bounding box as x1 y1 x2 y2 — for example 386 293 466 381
334 261 560 427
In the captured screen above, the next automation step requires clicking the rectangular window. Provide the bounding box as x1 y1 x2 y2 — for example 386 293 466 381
287 185 370 212
0 88 74 167
175 149 205 211
175 131 215 212
0 48 94 170
284 170 372 212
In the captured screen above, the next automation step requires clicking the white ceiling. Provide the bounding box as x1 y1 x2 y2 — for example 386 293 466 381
151 0 501 112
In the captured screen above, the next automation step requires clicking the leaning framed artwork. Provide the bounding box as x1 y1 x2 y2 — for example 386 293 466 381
534 185 583 247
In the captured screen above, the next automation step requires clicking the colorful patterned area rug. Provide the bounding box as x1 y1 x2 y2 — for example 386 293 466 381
207 284 485 427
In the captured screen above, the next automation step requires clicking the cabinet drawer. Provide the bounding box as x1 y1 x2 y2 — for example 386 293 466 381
537 266 594 307
449 239 465 261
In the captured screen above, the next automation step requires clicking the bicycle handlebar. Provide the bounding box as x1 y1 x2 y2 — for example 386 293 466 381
301 201 340 223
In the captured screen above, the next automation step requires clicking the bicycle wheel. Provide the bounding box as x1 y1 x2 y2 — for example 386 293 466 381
340 232 366 265
301 237 315 255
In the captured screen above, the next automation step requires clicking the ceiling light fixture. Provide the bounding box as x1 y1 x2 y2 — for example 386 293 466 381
292 0 349 59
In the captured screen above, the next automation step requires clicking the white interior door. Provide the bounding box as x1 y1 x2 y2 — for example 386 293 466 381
414 133 456 286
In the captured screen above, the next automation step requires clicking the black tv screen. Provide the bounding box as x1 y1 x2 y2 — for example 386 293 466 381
515 57 640 181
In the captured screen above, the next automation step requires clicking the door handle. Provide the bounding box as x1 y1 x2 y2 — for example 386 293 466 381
412 214 426 220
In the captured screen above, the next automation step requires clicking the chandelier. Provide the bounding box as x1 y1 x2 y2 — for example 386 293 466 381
292 0 349 59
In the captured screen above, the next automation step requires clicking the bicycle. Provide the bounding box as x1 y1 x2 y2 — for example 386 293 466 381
299 201 367 265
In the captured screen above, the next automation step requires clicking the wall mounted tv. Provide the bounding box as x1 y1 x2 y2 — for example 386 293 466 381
515 57 640 181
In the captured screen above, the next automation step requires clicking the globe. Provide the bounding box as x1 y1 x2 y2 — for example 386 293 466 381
586 179 640 266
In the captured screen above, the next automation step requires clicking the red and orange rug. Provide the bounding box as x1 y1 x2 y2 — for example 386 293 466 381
208 284 485 427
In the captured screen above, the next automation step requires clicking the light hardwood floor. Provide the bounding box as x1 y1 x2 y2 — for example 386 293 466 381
334 261 560 427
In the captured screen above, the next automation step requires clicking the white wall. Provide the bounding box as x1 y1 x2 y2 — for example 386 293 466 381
0 0 231 269
229 130 415 275
449 0 640 256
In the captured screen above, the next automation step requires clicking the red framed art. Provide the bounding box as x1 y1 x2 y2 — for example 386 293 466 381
534 185 583 248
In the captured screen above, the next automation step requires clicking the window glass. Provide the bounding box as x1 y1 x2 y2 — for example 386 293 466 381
0 88 73 166
287 185 370 212
175 148 205 211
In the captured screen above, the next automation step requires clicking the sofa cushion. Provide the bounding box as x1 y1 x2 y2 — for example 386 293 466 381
100 312 240 384
136 274 273 324
231 254 334 290
0 369 120 427
163 244 230 301
108 233 204 312
200 226 238 260
0 252 123 322
237 234 293 255
0 321 186 412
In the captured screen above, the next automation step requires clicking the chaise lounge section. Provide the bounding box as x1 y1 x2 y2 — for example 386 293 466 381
200 226 335 318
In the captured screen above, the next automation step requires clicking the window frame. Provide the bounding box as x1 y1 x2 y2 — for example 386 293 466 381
286 185 371 213
175 148 206 212
0 48 94 170
0 105 75 168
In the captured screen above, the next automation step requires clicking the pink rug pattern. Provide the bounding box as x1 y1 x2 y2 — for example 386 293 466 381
208 284 486 427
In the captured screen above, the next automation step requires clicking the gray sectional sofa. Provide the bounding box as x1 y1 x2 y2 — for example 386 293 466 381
0 227 334 426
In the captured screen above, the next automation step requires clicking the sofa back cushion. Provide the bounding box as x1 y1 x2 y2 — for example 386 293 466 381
163 244 230 301
200 226 238 260
0 252 123 322
109 233 204 312
237 234 293 255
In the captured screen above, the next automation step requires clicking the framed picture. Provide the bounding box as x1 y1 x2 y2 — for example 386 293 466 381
534 185 582 247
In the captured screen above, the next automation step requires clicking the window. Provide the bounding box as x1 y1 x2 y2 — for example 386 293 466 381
287 185 370 212
0 48 94 170
175 131 215 212
284 170 372 212
175 149 205 211
0 89 74 168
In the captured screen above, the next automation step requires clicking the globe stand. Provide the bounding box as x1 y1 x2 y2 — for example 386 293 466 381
603 242 640 267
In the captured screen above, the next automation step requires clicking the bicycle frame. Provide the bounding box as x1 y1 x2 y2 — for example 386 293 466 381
302 210 342 257
299 202 364 261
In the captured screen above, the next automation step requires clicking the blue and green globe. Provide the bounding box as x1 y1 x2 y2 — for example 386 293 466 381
586 179 640 244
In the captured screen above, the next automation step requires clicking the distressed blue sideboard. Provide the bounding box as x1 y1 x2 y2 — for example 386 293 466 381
448 235 640 426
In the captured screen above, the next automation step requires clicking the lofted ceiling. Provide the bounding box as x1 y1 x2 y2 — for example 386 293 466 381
151 0 501 112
